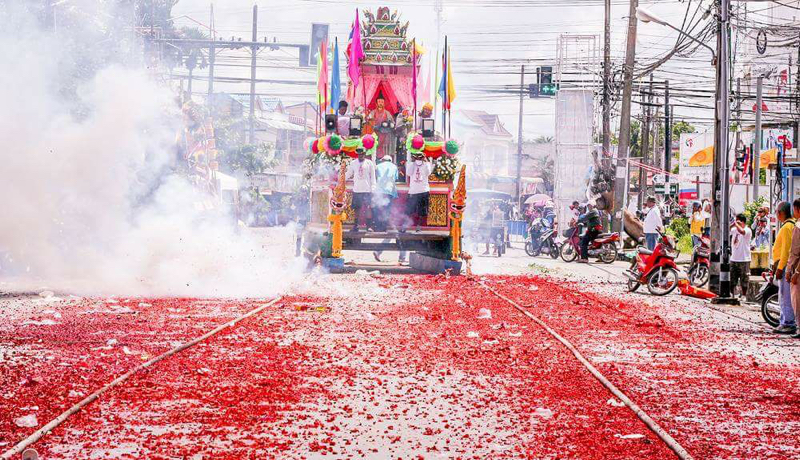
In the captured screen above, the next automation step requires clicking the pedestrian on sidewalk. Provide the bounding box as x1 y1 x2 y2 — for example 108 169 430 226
785 199 800 338
730 213 752 300
690 202 705 247
771 201 796 335
346 148 376 232
643 196 663 251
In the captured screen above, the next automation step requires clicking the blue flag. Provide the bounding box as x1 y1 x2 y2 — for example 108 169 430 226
330 38 341 113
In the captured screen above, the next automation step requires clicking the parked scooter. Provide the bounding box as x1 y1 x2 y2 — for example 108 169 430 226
686 236 710 287
525 217 560 259
560 225 619 264
755 271 780 327
624 230 680 296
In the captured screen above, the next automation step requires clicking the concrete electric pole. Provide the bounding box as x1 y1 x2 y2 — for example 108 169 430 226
249 5 258 144
710 0 737 304
613 0 639 232
516 65 525 208
602 0 612 156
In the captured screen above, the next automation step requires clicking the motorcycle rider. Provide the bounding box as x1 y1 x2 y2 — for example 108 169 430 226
577 202 602 264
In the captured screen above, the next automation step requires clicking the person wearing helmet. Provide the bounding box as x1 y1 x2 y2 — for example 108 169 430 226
690 201 704 247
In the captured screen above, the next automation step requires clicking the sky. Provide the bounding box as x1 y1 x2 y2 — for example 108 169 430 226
169 0 720 139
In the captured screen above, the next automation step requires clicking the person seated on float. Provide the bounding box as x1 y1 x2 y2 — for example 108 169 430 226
336 101 351 137
577 202 602 264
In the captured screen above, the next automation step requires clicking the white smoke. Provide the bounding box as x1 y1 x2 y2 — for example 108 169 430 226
0 3 305 297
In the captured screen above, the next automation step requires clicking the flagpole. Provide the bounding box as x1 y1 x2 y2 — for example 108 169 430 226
413 39 417 132
447 41 451 139
442 36 446 135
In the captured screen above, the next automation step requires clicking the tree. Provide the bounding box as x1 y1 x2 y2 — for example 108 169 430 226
532 155 554 192
214 114 276 176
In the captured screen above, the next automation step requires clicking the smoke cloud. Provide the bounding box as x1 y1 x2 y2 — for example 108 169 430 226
0 2 305 298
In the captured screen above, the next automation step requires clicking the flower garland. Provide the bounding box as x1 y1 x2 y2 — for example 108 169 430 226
431 155 460 182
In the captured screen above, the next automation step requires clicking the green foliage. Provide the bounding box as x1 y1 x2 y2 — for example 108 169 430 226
218 143 276 176
676 234 693 255
214 114 276 176
743 196 767 226
532 155 554 192
668 216 690 240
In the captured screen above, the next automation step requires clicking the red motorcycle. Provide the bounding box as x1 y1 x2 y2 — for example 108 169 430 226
560 225 620 264
686 236 710 287
625 230 680 296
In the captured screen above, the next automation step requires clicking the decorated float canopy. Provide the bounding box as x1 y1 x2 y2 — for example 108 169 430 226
347 7 420 111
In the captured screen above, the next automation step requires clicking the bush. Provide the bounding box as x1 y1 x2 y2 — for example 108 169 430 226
668 216 689 240
743 196 766 227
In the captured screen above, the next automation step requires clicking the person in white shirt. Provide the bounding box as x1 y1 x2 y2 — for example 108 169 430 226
730 213 753 298
643 196 663 250
404 152 433 232
346 149 376 232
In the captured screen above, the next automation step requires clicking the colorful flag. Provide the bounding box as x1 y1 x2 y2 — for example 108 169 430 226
330 38 341 113
348 9 365 90
438 42 456 110
317 39 328 110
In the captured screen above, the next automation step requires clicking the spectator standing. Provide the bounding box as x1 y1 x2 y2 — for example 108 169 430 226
702 200 713 236
771 201 796 335
753 216 770 249
346 149 376 232
643 197 664 250
729 213 752 299
690 202 705 247
786 199 800 338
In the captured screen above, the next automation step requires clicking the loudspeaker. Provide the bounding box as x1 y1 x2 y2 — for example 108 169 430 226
421 118 435 138
325 114 337 133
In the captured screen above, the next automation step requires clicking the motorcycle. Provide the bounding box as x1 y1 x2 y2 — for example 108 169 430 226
624 230 680 296
686 236 710 287
755 271 780 327
560 225 619 264
525 218 560 259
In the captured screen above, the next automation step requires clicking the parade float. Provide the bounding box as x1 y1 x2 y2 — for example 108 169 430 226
302 7 465 273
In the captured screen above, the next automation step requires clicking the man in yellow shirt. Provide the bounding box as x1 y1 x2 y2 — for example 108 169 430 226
690 202 705 247
772 201 797 334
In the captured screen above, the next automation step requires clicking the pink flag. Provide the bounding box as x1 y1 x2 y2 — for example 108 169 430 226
348 9 365 90
317 39 328 110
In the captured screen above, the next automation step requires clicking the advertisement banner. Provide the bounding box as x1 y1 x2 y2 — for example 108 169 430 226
679 132 714 184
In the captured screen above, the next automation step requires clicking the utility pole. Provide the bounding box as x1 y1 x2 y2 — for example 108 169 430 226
207 3 216 102
736 78 743 201
711 0 736 304
754 76 763 201
613 0 639 232
639 77 652 211
516 65 525 208
664 80 671 195
602 0 612 156
249 5 258 144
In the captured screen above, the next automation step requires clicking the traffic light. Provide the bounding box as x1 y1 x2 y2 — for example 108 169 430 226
538 66 558 96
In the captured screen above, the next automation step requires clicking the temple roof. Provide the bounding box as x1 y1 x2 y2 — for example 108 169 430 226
361 7 413 66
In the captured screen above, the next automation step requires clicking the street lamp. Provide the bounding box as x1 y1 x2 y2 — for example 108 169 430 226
638 3 736 304
636 6 716 65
